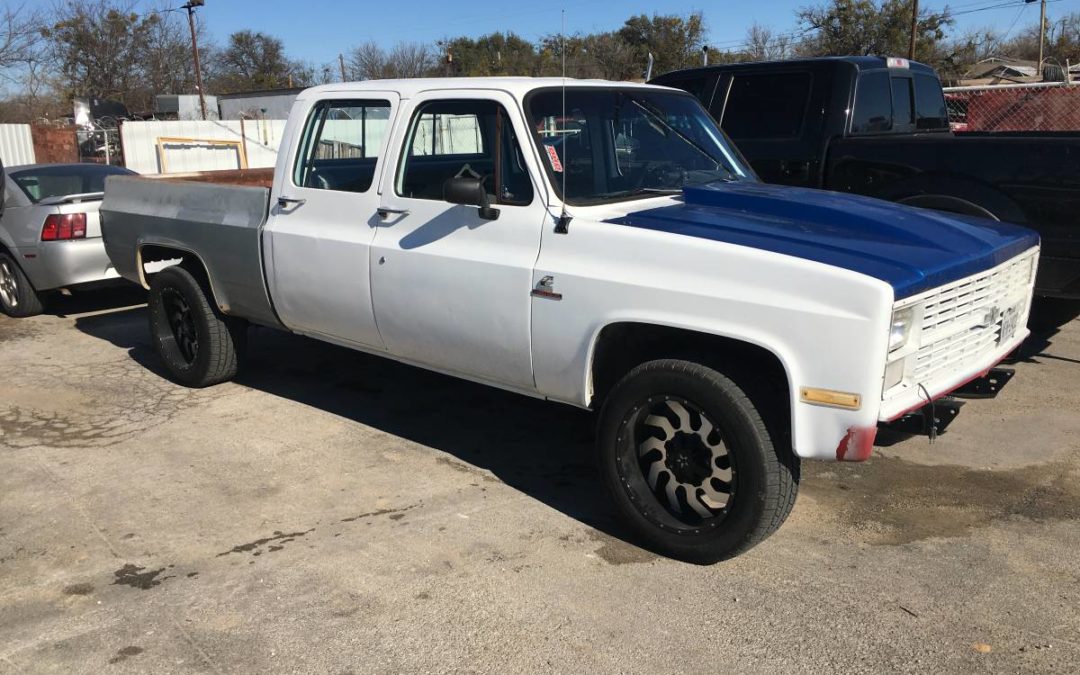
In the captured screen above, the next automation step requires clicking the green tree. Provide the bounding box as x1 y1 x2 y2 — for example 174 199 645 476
210 30 310 92
618 12 708 76
442 33 536 76
796 0 952 64
42 0 155 107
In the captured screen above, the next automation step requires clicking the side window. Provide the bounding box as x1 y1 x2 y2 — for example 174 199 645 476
914 74 949 130
293 99 391 193
397 99 533 206
891 77 914 126
851 72 893 134
718 72 812 140
666 75 713 106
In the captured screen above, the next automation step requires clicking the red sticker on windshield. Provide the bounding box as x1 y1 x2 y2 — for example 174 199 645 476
544 144 563 173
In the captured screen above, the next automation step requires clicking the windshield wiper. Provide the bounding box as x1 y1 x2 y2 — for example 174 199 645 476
626 95 730 174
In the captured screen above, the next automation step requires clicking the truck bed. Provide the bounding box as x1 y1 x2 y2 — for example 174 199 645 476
100 174 282 328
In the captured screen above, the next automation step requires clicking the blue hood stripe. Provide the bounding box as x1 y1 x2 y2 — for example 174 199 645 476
610 183 1039 300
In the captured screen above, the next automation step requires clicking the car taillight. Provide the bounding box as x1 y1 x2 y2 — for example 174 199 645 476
41 214 87 241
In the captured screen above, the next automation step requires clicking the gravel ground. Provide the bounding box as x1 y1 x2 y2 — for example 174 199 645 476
1 287 1078 674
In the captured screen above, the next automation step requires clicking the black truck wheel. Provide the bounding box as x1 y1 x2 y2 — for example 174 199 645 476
597 359 798 564
148 265 244 387
0 251 45 317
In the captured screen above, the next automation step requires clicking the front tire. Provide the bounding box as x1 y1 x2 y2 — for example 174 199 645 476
0 252 46 317
148 265 245 387
597 359 798 564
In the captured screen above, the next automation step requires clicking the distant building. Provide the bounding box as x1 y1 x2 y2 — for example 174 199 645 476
155 94 220 120
956 58 1070 86
217 87 306 120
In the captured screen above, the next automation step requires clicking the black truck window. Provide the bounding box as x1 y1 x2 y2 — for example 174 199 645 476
851 72 893 134
720 72 812 140
914 74 949 130
891 77 914 126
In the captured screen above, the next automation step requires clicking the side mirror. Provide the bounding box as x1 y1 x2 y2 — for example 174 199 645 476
443 176 500 221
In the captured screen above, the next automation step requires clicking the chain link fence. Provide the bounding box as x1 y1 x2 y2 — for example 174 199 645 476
943 81 1080 132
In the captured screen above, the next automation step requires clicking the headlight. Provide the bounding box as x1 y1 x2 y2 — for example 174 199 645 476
889 306 915 352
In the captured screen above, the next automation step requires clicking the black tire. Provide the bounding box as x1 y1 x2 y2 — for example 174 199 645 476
147 265 245 387
0 251 46 317
597 359 799 564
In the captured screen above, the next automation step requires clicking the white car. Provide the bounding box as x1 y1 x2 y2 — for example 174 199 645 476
100 78 1039 562
0 163 135 316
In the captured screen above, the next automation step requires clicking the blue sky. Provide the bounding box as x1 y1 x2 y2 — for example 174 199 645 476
191 0 1078 65
10 0 1080 66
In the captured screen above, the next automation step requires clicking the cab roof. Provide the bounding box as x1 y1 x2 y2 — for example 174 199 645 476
296 77 670 101
653 56 939 80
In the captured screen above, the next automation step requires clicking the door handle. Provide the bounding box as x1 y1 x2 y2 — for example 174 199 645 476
277 196 306 208
377 207 410 219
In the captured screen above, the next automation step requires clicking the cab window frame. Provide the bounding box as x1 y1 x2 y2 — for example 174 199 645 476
292 98 392 194
394 98 535 207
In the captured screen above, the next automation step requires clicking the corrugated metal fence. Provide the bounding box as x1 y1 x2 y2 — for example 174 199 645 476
120 119 288 174
0 124 37 165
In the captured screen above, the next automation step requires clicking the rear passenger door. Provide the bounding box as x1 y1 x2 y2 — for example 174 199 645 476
264 94 398 348
712 69 820 186
370 92 545 389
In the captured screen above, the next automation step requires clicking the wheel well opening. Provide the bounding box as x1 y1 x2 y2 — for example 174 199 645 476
138 245 214 298
590 322 791 438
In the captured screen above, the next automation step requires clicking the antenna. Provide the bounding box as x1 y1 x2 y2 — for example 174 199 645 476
555 8 572 234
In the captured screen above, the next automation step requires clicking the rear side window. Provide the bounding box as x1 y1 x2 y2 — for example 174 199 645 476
852 72 893 134
891 77 914 126
914 74 949 130
293 99 391 193
720 72 812 140
664 75 713 106
397 99 533 206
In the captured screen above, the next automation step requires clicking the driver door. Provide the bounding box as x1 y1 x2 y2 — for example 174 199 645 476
369 92 546 389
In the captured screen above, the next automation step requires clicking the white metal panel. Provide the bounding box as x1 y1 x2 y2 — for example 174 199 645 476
119 119 287 174
0 124 36 166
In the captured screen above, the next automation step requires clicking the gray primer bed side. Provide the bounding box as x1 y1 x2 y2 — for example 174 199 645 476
101 175 283 329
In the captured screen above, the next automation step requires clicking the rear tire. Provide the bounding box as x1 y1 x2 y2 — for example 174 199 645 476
148 265 245 387
597 359 799 564
0 252 46 318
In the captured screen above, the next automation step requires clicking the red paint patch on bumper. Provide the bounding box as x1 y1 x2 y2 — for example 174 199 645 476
836 426 877 462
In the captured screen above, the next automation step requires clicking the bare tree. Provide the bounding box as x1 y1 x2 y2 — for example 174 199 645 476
347 41 436 79
348 41 388 80
0 3 42 76
745 23 793 61
387 43 435 78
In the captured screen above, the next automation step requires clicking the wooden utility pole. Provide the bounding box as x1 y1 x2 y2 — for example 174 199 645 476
183 1 208 121
339 53 347 82
1038 0 1047 80
907 0 919 60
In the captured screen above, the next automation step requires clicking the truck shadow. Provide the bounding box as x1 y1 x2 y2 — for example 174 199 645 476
74 307 630 545
45 283 147 318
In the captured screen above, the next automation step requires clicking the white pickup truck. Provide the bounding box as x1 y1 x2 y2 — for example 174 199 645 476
101 77 1039 563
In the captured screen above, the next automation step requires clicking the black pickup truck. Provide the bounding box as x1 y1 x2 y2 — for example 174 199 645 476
651 56 1080 298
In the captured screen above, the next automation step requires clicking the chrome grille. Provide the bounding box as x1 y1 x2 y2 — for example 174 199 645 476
909 251 1035 384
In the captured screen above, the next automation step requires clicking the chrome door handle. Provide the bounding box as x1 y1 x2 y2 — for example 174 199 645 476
277 196 306 208
377 207 410 219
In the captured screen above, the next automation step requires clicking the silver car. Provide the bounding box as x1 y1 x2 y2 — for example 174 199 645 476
0 163 135 316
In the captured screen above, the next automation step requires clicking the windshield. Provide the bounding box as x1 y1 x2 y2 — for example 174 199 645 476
526 88 752 205
10 164 133 203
